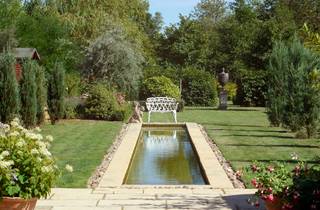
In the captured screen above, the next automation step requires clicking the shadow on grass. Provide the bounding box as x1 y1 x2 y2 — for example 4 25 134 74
230 159 320 164
185 107 262 112
221 134 293 139
202 122 266 128
207 128 288 133
221 143 320 148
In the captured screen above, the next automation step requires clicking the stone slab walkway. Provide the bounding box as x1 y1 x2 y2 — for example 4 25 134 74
36 187 265 210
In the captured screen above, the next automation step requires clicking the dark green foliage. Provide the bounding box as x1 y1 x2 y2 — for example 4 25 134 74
35 64 46 124
84 83 130 121
0 52 19 123
267 38 320 137
20 60 37 127
47 62 65 124
140 76 181 100
234 70 267 107
181 67 218 106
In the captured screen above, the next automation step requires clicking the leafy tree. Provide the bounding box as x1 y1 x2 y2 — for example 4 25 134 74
0 0 21 29
16 3 77 70
267 38 320 137
20 60 37 127
193 0 226 24
82 26 144 98
47 62 65 124
0 52 19 123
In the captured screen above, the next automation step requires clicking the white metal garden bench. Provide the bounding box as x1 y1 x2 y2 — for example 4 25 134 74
145 97 179 123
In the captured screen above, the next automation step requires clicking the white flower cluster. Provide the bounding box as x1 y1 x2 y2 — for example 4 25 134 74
65 164 74 173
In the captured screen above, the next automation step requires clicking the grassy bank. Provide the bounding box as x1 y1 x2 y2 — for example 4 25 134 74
41 120 122 187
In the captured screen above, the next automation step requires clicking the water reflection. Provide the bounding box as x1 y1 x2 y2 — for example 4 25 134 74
125 128 206 185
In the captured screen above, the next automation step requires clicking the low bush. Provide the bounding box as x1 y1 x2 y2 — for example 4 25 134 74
64 97 82 119
84 84 130 121
234 69 267 107
224 82 237 101
181 67 218 106
140 76 181 100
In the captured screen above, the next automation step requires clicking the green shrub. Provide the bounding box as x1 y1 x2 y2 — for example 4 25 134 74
65 72 82 97
234 70 267 107
181 67 218 106
0 52 19 123
47 62 65 124
267 38 320 138
84 83 130 121
64 97 81 119
140 76 181 100
224 82 237 101
35 64 46 124
20 60 37 128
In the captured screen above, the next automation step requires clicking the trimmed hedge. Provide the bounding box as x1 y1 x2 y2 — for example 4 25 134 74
140 76 181 100
181 67 218 106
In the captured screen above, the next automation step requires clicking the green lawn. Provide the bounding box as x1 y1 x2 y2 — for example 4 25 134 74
41 120 122 188
144 106 320 186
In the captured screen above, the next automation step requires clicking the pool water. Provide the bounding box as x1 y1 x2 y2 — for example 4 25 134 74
124 127 207 185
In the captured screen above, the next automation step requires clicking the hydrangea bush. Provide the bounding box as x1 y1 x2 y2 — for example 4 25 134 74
0 118 59 199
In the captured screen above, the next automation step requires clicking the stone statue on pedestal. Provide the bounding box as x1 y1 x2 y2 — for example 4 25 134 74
218 68 229 110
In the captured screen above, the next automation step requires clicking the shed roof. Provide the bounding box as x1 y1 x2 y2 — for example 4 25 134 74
13 48 40 60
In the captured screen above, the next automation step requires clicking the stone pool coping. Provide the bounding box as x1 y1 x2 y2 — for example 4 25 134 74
98 123 233 189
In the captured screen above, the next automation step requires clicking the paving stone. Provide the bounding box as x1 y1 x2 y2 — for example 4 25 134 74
143 188 192 195
37 199 98 207
52 207 121 210
192 188 223 195
98 199 166 208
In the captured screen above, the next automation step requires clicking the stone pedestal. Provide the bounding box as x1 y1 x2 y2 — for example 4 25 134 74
218 89 228 110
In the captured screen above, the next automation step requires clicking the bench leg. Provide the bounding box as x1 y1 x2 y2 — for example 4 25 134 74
148 111 151 123
173 111 177 123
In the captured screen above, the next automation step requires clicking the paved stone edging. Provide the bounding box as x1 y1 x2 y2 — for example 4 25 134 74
98 123 142 187
186 123 234 189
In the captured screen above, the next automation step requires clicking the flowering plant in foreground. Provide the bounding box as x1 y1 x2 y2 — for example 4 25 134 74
245 159 320 210
0 118 59 199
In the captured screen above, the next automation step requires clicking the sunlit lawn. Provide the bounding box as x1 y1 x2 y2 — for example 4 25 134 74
41 120 122 188
144 106 320 186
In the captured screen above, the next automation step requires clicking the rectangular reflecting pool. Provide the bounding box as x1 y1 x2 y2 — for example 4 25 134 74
124 127 207 185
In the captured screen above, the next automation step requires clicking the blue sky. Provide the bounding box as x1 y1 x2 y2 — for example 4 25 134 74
149 0 233 26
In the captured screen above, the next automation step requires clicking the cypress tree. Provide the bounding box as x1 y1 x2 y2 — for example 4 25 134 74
20 60 37 128
47 62 65 124
0 52 20 123
35 64 46 124
267 37 320 138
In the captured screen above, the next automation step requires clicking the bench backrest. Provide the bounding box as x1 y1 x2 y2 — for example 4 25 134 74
146 97 178 112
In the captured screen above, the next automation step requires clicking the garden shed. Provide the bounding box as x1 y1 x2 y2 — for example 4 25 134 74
13 48 40 80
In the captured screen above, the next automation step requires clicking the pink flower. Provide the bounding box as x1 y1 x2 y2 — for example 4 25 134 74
267 165 274 172
251 164 258 172
266 194 274 202
251 179 258 188
282 203 293 210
